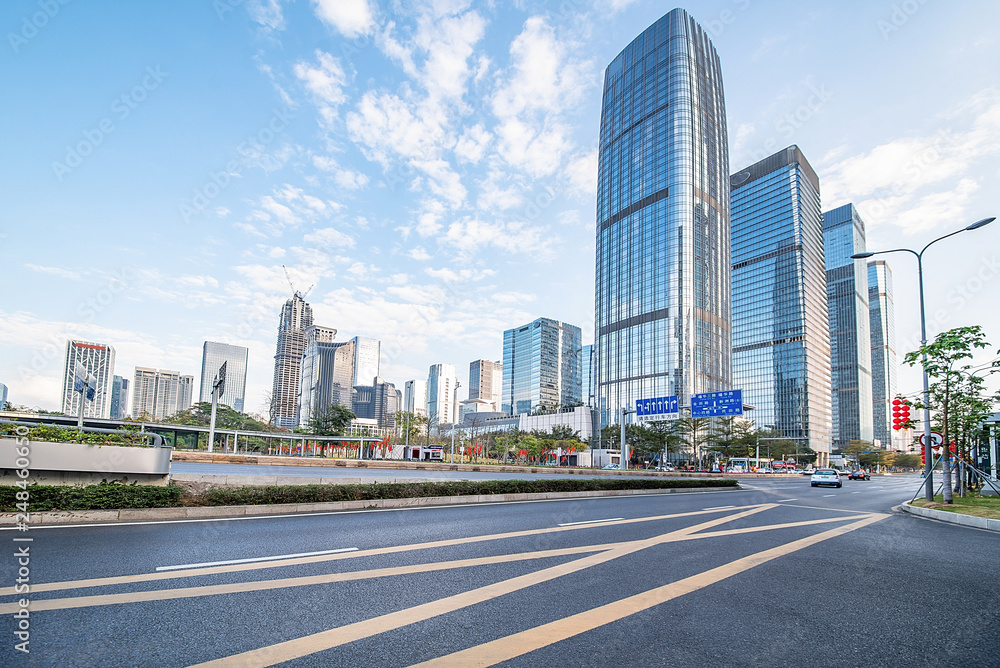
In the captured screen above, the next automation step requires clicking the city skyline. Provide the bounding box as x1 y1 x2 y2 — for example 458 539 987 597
4 1 1000 415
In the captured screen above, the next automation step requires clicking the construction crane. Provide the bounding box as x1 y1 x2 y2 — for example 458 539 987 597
282 265 314 299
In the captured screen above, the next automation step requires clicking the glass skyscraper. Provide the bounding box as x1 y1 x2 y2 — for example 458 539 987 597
594 9 731 426
199 341 248 412
731 146 833 463
502 318 582 415
824 203 874 449
868 260 896 448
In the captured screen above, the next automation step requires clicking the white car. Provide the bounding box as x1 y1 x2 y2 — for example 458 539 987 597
810 468 842 488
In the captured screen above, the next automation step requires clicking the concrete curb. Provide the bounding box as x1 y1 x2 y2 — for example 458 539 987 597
0 486 737 525
900 501 1000 533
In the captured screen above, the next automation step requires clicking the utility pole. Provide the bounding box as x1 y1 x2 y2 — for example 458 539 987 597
207 361 226 453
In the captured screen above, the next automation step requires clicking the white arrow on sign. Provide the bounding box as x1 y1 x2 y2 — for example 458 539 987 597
919 431 944 447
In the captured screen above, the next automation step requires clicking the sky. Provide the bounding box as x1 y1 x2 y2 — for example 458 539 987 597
2 0 999 417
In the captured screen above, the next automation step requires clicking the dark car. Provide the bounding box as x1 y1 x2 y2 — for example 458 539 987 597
848 470 870 481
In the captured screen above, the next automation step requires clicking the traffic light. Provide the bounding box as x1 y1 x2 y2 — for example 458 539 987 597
892 397 913 430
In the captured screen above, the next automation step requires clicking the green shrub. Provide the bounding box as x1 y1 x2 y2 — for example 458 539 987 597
0 482 182 512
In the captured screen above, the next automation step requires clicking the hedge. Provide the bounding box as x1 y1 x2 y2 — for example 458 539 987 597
0 477 736 512
0 482 182 512
199 477 737 507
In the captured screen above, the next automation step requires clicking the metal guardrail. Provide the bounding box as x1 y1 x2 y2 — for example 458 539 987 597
0 419 165 448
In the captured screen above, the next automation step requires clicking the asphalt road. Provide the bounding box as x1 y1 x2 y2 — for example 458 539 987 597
4 474 998 667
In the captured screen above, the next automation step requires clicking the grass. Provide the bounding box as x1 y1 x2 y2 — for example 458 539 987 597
910 492 1000 520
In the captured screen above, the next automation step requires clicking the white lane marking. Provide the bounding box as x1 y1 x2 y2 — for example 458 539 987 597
823 494 836 497
557 518 624 527
156 547 359 572
702 505 736 510
852 492 860 494
776 499 797 502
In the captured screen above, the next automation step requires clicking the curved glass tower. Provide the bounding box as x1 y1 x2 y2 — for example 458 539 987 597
594 9 731 425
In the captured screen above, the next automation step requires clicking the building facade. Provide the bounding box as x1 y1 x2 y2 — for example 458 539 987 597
61 340 116 419
824 203 874 449
594 9 731 427
469 359 502 412
0 383 7 410
581 345 594 407
731 146 833 463
199 341 248 412
427 363 459 426
272 293 335 429
868 260 896 448
130 368 191 420
351 337 381 388
109 375 129 419
502 318 583 415
404 379 428 417
297 329 353 428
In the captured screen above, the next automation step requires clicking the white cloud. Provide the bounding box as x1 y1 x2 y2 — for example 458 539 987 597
294 51 349 125
312 155 370 190
313 0 375 38
407 246 432 261
440 217 555 259
25 264 82 280
304 227 356 248
246 0 287 31
454 124 491 163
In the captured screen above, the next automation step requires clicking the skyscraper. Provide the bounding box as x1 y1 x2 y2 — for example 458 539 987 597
0 382 8 410
130 368 190 420
271 293 335 428
427 363 458 426
501 317 582 415
868 260 896 448
109 375 129 419
824 203 874 449
199 341 249 412
61 340 116 419
581 345 594 407
404 379 427 417
731 146 833 463
469 359 502 412
351 336 381 387
297 326 350 427
594 9 731 426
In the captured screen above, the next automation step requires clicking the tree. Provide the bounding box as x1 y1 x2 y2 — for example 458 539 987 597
905 325 990 503
394 411 428 444
306 403 355 436
675 409 710 467
705 416 756 460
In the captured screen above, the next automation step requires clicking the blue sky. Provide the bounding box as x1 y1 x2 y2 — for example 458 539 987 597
2 0 999 416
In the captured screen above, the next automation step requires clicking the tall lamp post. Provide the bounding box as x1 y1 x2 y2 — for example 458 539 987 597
852 216 995 503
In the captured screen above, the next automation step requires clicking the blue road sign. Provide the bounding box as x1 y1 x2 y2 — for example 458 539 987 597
691 390 743 417
635 395 679 421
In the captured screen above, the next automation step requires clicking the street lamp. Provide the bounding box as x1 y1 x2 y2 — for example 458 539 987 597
852 216 995 502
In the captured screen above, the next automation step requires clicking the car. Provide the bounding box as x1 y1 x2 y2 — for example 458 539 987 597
848 470 870 481
602 464 619 470
810 468 842 488
655 465 675 472
800 468 816 475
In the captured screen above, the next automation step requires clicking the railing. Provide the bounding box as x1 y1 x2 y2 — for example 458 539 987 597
0 419 165 448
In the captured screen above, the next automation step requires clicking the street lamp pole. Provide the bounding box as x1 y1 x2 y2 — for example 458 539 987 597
852 216 994 503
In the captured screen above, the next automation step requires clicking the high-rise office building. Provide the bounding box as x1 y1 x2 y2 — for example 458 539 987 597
594 9 731 426
469 359 502 412
131 368 190 420
0 383 8 410
199 341 249 412
373 377 402 428
824 203 874 449
427 363 458 426
271 293 335 428
61 340 116 419
351 337 381 388
502 318 582 415
581 345 594 407
404 379 427 417
109 375 129 419
731 146 833 463
868 260 896 448
297 328 352 427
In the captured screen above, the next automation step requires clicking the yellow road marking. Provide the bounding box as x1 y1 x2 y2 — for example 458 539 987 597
410 513 888 668
187 505 776 667
4 505 766 597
